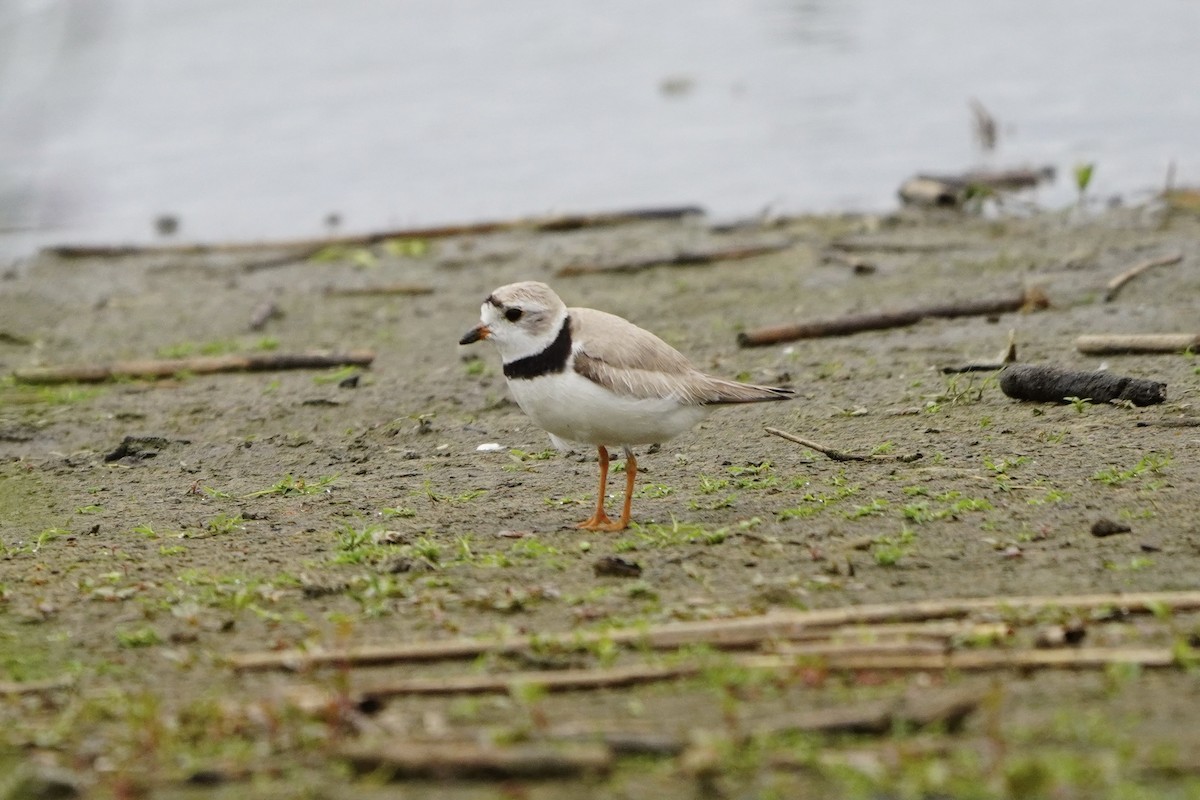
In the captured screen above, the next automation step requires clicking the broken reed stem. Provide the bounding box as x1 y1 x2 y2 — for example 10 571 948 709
1075 333 1200 355
1103 252 1183 302
764 427 923 463
43 206 705 259
11 350 375 385
226 589 1200 673
737 287 1049 347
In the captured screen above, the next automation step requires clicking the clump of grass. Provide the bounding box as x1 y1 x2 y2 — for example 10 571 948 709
1092 452 1171 486
872 527 916 566
243 474 337 498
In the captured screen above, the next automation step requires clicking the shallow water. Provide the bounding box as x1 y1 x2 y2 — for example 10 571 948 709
2 0 1198 252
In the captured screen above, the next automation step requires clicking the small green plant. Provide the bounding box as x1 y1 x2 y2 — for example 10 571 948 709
1064 396 1092 414
1092 452 1171 486
382 237 429 258
844 498 888 518
116 626 162 648
872 527 916 566
1073 162 1095 199
313 366 362 385
243 474 337 498
205 513 245 536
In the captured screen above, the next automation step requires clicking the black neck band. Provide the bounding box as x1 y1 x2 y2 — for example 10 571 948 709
503 317 572 380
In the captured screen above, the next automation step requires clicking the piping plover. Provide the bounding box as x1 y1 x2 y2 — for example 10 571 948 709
459 281 794 531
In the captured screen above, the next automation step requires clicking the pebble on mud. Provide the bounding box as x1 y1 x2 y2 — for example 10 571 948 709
593 556 643 578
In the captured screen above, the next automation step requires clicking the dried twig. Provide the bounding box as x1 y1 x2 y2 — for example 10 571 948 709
227 590 1200 673
355 663 699 701
336 740 612 780
0 675 75 695
11 350 375 385
555 241 792 276
999 363 1166 406
765 427 923 463
738 288 1049 347
941 330 1018 373
1104 252 1183 302
1075 333 1200 355
43 206 705 259
322 284 435 297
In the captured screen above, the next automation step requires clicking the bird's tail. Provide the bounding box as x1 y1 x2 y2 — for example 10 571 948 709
700 377 795 405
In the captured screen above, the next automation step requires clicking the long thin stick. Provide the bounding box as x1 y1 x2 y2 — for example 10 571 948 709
1104 252 1183 302
323 284 435 297
1076 333 1200 355
226 590 1200 672
555 241 792 276
342 645 1191 701
355 663 699 701
737 647 1190 673
737 288 1049 347
765 427 923 462
0 675 75 695
43 206 705 259
11 350 375 385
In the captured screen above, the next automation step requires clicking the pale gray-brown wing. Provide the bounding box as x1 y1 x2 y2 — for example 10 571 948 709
569 307 793 405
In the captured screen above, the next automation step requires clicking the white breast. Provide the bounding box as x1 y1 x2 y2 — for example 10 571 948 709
507 371 711 447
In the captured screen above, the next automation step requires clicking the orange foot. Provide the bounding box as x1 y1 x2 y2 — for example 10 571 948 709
577 516 629 532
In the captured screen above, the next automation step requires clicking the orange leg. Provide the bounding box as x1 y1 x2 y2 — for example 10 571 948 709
576 446 613 530
578 446 636 532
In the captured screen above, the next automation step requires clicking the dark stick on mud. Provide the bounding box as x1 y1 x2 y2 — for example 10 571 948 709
1103 252 1183 302
998 363 1166 406
765 427 923 463
1075 333 1200 355
555 240 792 276
738 287 1049 347
337 741 613 780
11 350 375 385
41 206 706 259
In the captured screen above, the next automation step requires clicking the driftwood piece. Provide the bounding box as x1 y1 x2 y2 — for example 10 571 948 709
337 740 612 780
42 206 705 260
898 167 1055 207
765 427 922 463
555 241 792 277
11 350 375 385
737 287 1048 347
1076 333 1200 355
999 363 1166 406
1103 252 1183 302
227 590 1200 673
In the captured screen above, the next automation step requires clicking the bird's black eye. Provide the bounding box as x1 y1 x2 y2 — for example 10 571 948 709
504 307 524 322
